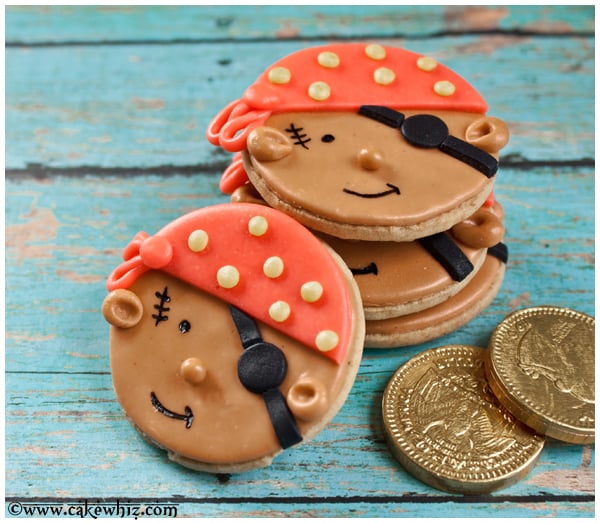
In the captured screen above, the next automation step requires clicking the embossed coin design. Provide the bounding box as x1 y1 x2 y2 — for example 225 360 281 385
382 345 544 494
486 306 595 444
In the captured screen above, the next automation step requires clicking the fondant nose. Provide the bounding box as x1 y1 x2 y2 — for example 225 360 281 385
357 147 383 171
180 357 207 385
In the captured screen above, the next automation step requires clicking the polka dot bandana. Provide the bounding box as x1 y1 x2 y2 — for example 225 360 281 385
208 42 488 152
243 43 487 112
107 203 356 364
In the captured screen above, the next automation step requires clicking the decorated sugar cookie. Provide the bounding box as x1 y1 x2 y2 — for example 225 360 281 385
207 43 509 241
365 247 508 348
102 203 364 472
322 199 505 319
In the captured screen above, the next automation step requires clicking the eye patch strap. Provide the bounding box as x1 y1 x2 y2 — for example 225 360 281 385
229 305 303 449
439 136 498 178
488 241 509 263
358 105 498 178
418 233 474 282
358 105 405 128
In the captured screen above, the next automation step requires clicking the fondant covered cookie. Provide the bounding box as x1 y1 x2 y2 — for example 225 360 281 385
366 248 508 348
102 203 364 472
321 199 505 320
208 43 509 241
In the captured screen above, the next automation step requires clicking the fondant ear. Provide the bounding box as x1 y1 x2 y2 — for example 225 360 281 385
247 126 293 162
465 116 509 154
102 289 144 329
287 377 328 421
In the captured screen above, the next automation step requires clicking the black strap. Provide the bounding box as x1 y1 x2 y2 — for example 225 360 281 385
439 135 498 178
488 242 509 263
229 305 302 449
228 304 263 348
418 233 474 282
358 105 498 178
358 105 405 128
263 389 304 450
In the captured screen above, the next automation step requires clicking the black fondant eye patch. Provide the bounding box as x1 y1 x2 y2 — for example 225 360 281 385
401 114 449 148
321 134 335 143
358 105 498 178
228 304 302 449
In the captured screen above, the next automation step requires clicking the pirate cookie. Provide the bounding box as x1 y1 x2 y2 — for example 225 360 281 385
365 247 508 348
102 203 365 472
321 199 505 321
208 43 509 242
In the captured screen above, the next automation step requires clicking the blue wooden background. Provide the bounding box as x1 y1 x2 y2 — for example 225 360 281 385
5 5 595 518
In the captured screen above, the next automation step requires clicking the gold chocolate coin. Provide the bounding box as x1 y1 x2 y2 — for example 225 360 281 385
382 345 544 494
486 306 595 444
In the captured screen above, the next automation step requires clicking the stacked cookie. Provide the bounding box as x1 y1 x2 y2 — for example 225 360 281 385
208 42 510 348
320 204 508 348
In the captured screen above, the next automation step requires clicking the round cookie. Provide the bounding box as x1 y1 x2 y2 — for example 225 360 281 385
365 249 507 348
322 232 487 320
208 43 509 241
102 203 365 472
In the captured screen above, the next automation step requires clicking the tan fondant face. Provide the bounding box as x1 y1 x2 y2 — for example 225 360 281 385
365 254 505 347
107 270 350 467
246 111 506 229
320 233 486 317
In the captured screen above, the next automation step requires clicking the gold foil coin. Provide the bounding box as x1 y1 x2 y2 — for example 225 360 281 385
382 345 544 494
486 306 595 444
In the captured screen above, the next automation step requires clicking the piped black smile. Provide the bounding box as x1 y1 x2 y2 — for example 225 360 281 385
150 391 194 429
343 183 400 199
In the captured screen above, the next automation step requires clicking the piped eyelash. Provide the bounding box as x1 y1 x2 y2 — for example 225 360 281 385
152 286 171 326
285 123 311 149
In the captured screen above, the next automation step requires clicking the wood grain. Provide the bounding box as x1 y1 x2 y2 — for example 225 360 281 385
5 5 594 518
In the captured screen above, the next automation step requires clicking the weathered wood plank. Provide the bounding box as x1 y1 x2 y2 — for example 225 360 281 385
4 369 595 508
5 35 594 171
5 5 594 44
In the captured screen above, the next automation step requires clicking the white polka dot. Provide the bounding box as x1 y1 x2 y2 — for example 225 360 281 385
187 229 209 252
365 44 386 60
301 281 323 303
374 67 395 86
434 80 456 97
216 265 240 289
315 330 339 352
318 51 340 68
308 81 331 101
248 216 268 237
269 301 291 322
268 67 291 84
263 256 284 278
417 56 438 72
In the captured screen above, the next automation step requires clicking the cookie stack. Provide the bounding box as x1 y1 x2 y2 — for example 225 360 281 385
208 42 510 348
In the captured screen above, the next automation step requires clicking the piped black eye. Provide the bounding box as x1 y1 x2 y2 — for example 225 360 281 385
321 134 335 143
179 320 191 334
